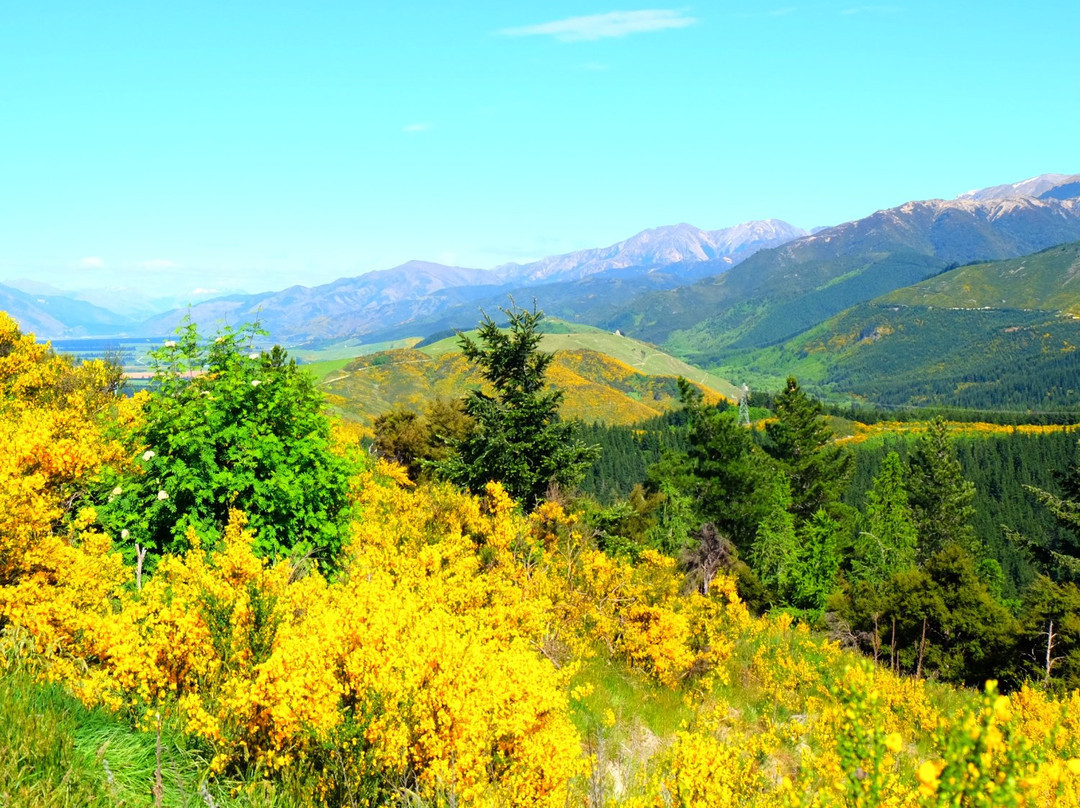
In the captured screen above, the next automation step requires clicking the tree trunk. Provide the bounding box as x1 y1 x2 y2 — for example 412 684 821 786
1045 619 1056 688
890 617 898 673
916 617 928 679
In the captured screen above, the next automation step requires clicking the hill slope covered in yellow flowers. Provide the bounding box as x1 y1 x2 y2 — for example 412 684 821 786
318 346 728 429
4 309 1080 807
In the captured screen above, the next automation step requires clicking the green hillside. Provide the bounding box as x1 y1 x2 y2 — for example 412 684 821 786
882 240 1080 313
712 243 1080 411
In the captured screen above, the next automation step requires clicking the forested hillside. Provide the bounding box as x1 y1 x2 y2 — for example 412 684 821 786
6 307 1080 807
713 242 1080 410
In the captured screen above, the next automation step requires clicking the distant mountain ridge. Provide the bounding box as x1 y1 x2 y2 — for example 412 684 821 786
134 219 806 344
605 173 1080 363
496 220 807 283
0 282 135 338
958 173 1080 202
4 172 1079 346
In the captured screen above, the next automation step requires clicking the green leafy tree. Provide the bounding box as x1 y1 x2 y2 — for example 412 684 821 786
98 321 354 563
437 304 599 510
763 376 851 524
853 451 918 585
906 417 977 559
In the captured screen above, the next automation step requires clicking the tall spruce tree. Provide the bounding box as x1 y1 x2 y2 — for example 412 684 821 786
652 378 768 548
791 509 843 611
437 304 599 510
750 474 799 602
906 417 977 559
854 451 919 585
763 376 851 524
1019 438 1080 578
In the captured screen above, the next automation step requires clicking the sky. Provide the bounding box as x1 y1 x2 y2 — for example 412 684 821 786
1 1 1078 301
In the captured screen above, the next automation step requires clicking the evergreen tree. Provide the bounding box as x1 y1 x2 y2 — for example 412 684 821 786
854 451 918 585
791 509 843 611
906 417 977 559
1009 576 1080 690
436 304 599 510
764 376 851 524
750 474 799 602
1019 438 1080 578
651 378 768 547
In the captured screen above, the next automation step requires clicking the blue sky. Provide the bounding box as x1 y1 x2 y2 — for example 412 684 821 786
1 1 1077 298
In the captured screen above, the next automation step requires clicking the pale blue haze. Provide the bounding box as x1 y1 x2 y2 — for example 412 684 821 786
1 1 1077 297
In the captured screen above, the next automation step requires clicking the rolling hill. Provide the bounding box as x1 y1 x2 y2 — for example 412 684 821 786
317 328 736 430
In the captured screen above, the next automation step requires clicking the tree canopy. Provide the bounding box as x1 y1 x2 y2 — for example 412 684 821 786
436 304 599 509
96 321 354 563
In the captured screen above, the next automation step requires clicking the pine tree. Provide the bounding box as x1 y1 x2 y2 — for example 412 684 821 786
906 417 977 559
750 474 799 602
854 451 918 585
1025 438 1080 571
791 509 843 610
437 303 599 510
652 378 768 547
764 376 851 524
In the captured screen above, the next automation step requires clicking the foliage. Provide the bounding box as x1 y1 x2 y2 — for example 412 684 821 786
1019 437 1080 579
906 418 978 559
763 376 851 524
437 304 600 509
750 474 799 603
853 451 919 585
96 320 354 562
13 308 1080 805
651 378 768 548
372 397 474 481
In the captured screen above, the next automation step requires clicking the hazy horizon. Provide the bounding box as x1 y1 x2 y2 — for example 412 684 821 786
2 1 1078 299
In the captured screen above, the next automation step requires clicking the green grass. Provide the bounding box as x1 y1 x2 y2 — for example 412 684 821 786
302 356 356 383
0 670 318 808
570 652 692 740
291 337 423 365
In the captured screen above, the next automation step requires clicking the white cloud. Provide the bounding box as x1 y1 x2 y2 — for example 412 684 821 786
141 258 176 269
190 287 219 295
79 256 105 268
402 122 431 133
498 10 698 42
841 5 900 14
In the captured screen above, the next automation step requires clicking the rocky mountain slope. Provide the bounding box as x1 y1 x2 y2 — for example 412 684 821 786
608 174 1080 364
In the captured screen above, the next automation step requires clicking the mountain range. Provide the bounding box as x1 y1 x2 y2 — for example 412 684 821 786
4 174 1080 400
0 219 808 340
